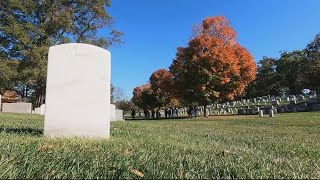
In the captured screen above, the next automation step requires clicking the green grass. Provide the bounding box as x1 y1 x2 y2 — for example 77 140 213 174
0 112 320 179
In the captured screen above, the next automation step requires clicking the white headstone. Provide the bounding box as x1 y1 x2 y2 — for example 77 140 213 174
44 43 111 138
110 104 116 121
40 104 46 115
2 103 32 114
0 95 1 111
115 109 124 121
35 107 41 114
269 109 274 117
259 110 263 117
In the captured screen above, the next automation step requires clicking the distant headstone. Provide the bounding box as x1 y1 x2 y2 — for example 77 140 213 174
35 107 41 114
309 92 317 98
274 108 277 114
299 103 308 110
255 107 260 112
272 100 280 106
110 104 116 121
34 104 46 115
269 109 274 117
115 109 124 121
0 95 1 111
253 98 257 103
2 103 32 114
40 104 46 115
259 110 263 117
44 43 111 138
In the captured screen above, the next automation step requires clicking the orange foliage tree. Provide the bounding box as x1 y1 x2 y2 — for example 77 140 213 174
132 83 159 110
170 16 256 116
149 69 180 107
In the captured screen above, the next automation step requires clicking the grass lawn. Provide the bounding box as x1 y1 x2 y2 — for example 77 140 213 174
0 112 319 179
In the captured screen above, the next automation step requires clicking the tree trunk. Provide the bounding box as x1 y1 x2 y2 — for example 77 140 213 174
35 88 45 108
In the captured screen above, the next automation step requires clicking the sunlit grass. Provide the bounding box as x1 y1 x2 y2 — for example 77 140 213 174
0 112 319 179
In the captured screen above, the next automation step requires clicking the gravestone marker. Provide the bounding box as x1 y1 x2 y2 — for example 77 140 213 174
259 110 263 117
272 100 280 106
40 104 46 115
2 103 32 114
110 104 116 121
35 107 41 114
269 109 274 117
44 43 111 138
115 109 124 121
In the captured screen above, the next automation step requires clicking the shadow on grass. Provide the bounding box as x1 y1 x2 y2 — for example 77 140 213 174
0 127 43 136
125 116 190 121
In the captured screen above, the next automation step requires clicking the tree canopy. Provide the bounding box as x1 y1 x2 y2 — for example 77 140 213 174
0 0 123 107
170 16 256 106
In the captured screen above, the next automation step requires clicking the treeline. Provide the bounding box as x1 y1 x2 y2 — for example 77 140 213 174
244 33 320 98
132 16 320 112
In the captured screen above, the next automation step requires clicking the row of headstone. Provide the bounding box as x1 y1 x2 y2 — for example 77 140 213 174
32 103 123 121
34 104 46 115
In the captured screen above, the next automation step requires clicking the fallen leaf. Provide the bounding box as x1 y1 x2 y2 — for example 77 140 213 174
130 168 144 177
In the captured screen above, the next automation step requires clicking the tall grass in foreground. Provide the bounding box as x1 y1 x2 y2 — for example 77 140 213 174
0 112 319 179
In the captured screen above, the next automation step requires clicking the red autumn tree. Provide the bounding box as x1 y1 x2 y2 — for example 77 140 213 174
149 69 180 107
132 83 159 110
170 16 256 117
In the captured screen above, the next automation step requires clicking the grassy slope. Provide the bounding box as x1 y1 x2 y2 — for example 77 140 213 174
0 112 319 179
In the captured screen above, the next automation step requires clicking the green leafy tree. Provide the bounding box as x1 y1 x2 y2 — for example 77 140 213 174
0 60 19 94
300 33 320 92
0 0 123 107
255 57 282 96
277 50 305 95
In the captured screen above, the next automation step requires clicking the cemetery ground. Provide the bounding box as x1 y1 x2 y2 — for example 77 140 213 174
0 112 319 179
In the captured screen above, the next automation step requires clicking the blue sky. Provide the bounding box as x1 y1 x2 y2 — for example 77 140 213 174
106 0 320 99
